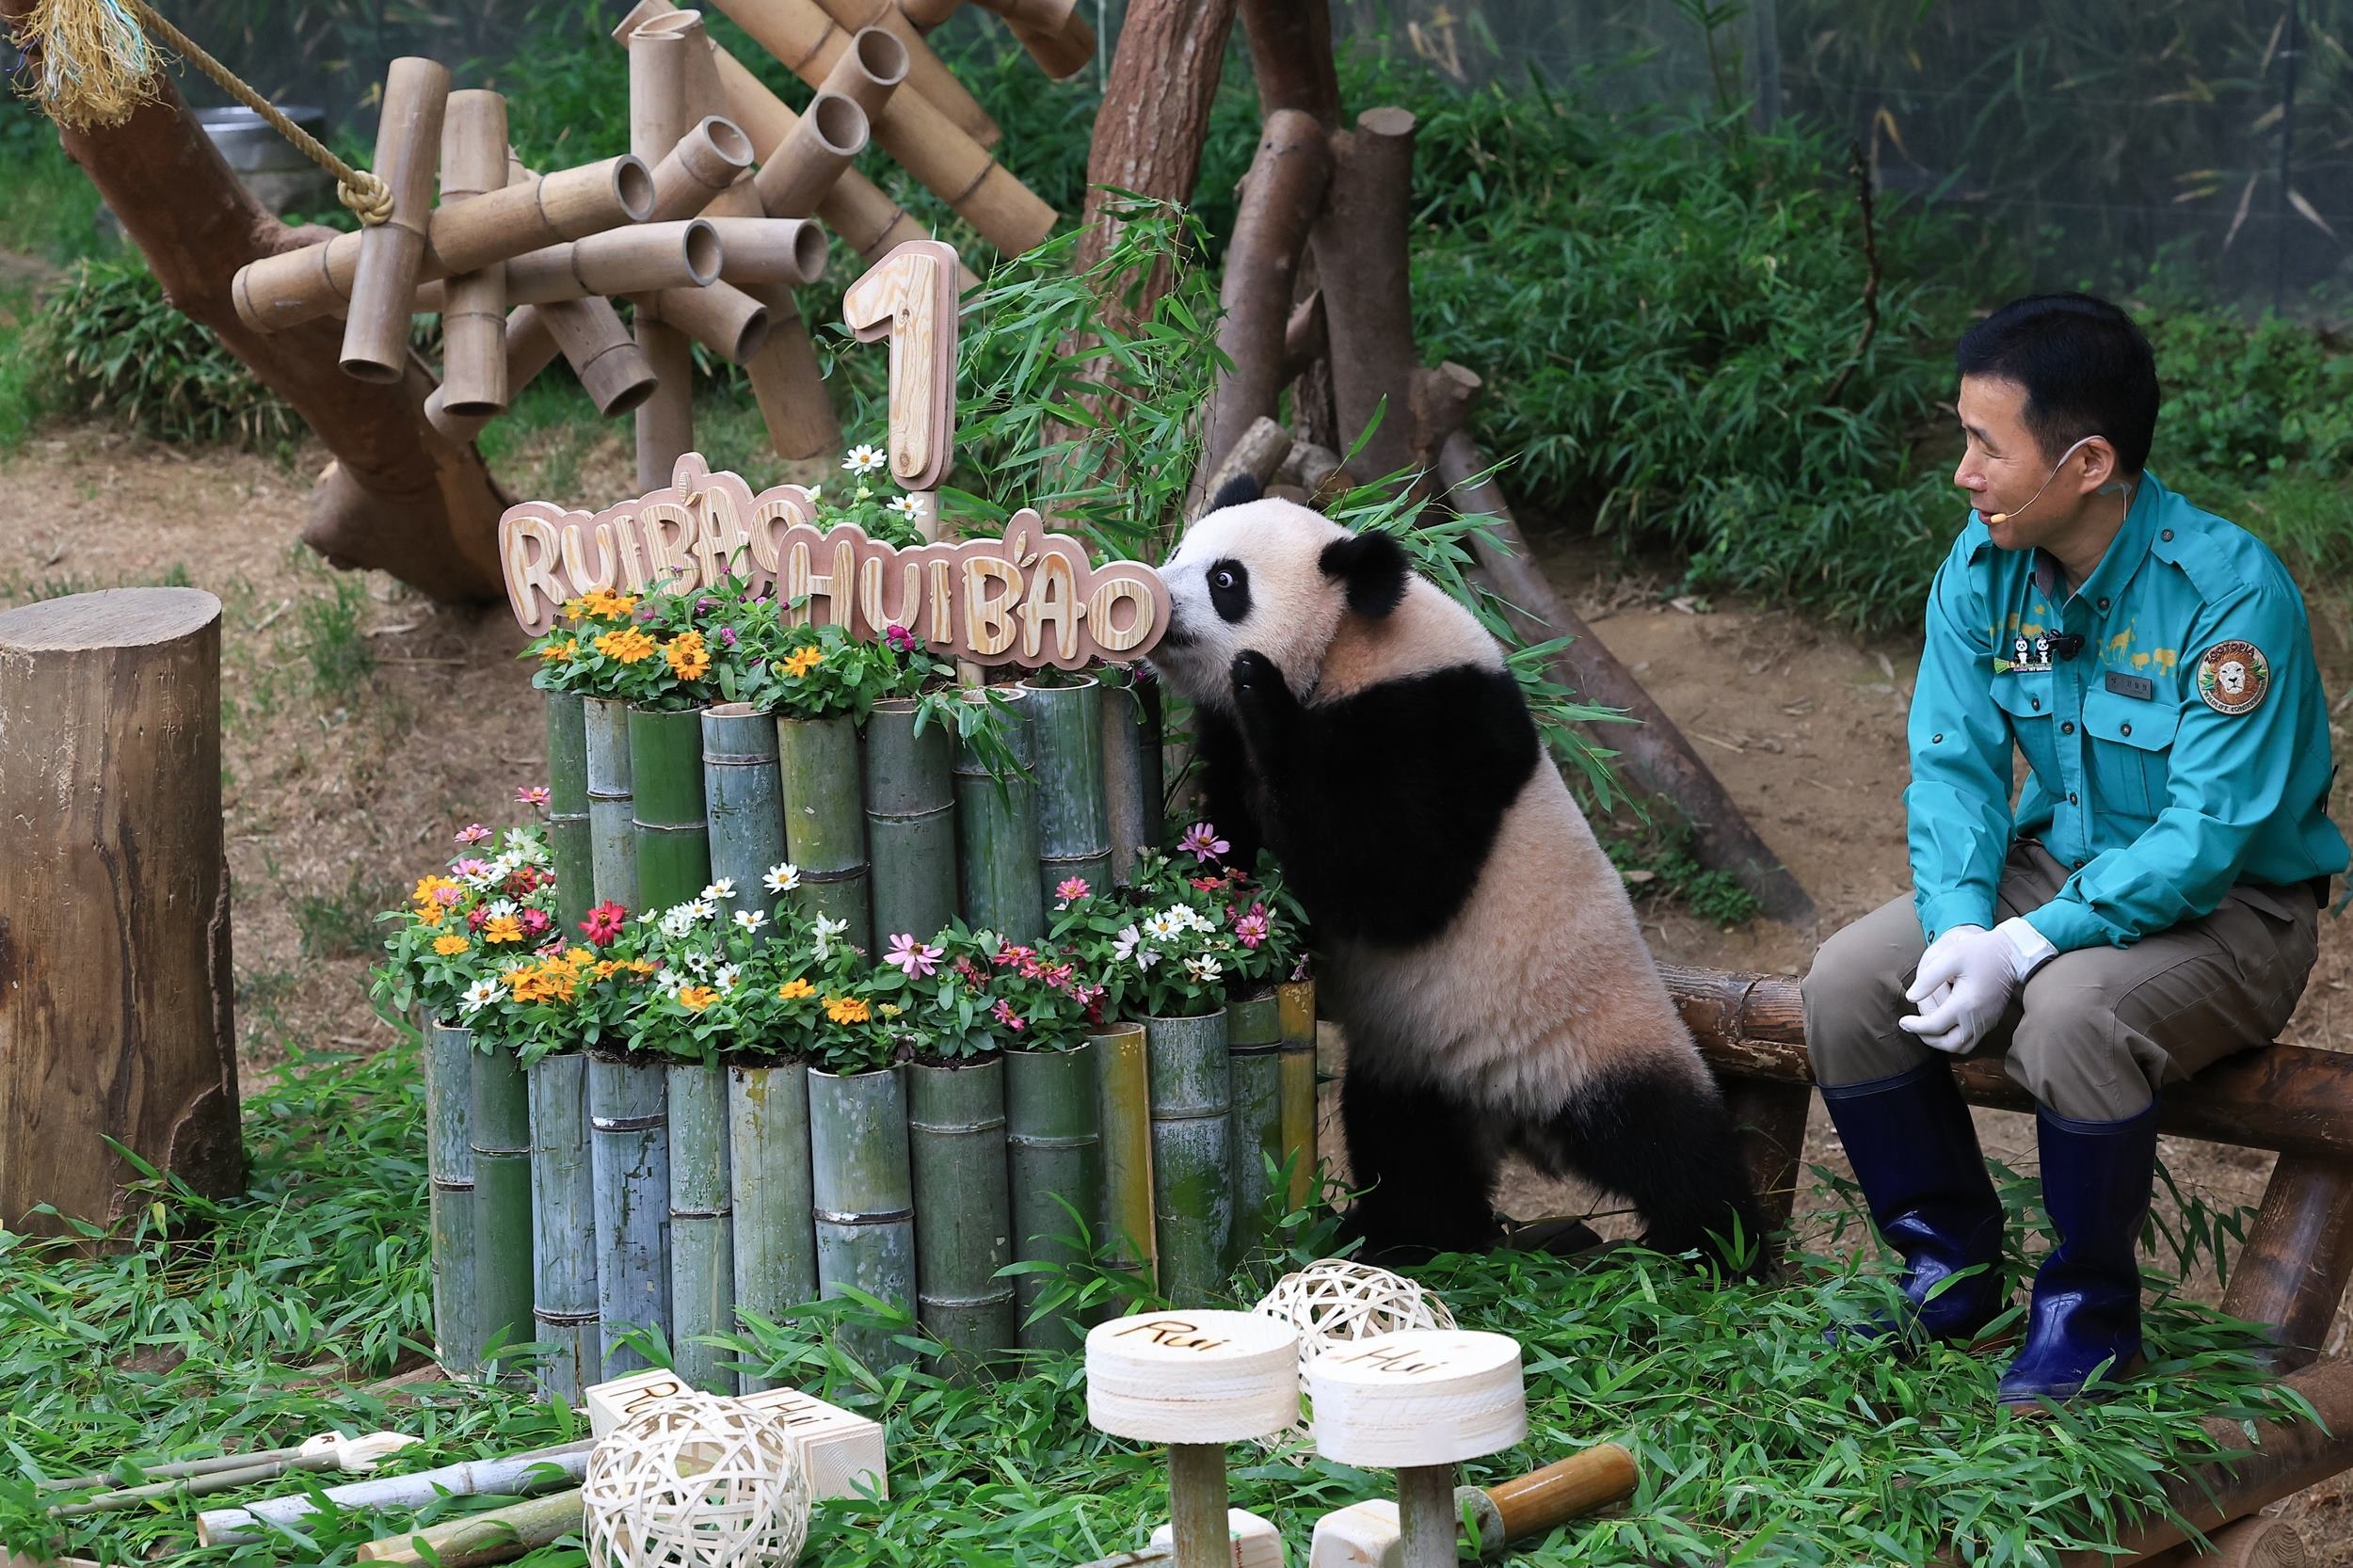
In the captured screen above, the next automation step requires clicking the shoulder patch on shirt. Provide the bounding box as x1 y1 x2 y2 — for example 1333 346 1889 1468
2196 640 2269 715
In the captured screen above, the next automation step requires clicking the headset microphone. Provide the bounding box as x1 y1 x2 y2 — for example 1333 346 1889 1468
1982 434 2103 525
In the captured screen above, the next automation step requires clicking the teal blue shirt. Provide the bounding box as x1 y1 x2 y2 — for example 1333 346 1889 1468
1906 472 2347 952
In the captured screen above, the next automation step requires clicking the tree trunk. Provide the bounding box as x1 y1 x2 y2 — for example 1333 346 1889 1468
1075 0 1239 280
0 15 509 603
0 589 247 1237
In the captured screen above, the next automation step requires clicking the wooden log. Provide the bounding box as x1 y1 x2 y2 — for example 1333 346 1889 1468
439 91 511 417
1201 416 1293 514
341 56 450 381
1076 0 1237 279
2137 1517 2309 1568
818 24 910 129
1438 437 1815 924
357 1488 584 1566
1288 440 1355 510
0 590 243 1235
1199 110 1329 490
1407 362 1481 473
645 117 758 221
2220 1156 2353 1370
1722 1077 1809 1246
667 1059 737 1391
812 0 1000 147
1238 0 1338 126
907 1058 1017 1375
1307 106 1417 485
1281 290 1326 385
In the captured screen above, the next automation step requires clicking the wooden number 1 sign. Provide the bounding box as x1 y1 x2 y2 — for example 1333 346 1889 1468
843 240 961 502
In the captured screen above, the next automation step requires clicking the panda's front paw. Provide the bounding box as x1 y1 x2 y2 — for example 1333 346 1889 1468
1229 649 1281 704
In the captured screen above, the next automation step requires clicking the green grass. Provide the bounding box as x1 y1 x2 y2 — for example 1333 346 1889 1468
0 100 110 268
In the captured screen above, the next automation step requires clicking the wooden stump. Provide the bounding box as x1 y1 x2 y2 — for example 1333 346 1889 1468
0 589 244 1234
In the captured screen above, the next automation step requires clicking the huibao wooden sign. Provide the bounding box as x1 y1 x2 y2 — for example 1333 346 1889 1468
498 453 1171 670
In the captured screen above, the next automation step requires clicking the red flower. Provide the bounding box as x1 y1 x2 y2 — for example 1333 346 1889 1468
467 906 489 932
992 944 1037 969
581 901 627 944
521 908 552 937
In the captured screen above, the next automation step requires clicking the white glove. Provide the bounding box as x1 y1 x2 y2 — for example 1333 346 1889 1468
1898 919 2056 1055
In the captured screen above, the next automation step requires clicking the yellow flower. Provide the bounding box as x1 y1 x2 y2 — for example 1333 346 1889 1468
664 631 711 681
781 646 824 680
823 995 871 1025
412 874 459 908
562 597 593 624
433 935 470 956
537 638 579 664
484 915 526 944
678 984 720 1012
596 627 658 664
582 589 638 620
777 978 817 1000
564 946 596 968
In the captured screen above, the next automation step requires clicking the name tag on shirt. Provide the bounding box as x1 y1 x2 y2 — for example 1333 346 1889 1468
2105 671 2154 701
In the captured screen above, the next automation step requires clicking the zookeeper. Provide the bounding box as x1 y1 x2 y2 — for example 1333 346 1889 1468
1801 292 2347 1407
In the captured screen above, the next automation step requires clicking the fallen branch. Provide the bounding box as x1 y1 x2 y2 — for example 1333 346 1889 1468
1821 139 1880 408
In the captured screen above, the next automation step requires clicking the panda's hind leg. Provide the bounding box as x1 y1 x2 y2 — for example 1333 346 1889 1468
1337 1066 1503 1264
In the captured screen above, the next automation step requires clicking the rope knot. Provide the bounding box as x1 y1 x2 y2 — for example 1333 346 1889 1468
339 172 395 227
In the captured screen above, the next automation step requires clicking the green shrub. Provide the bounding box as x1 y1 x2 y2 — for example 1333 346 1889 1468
44 255 300 449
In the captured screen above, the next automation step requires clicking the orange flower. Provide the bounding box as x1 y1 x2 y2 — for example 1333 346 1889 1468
823 995 870 1025
678 984 720 1012
664 631 711 681
584 589 639 619
412 874 459 908
562 596 593 624
508 963 578 1004
537 638 579 664
433 935 470 956
777 978 817 1000
780 646 824 680
483 915 526 944
595 627 658 664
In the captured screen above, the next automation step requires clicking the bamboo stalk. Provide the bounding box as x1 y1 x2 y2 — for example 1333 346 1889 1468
653 279 771 364
1025 678 1111 907
703 704 789 943
357 1488 584 1566
1100 676 1163 887
632 18 696 489
527 1051 600 1403
644 116 758 221
955 687 1043 943
630 705 714 914
427 1018 481 1376
416 220 721 307
50 1455 333 1517
1276 979 1318 1211
668 1059 737 1391
1145 1010 1232 1306
808 1064 918 1368
907 1058 1016 1376
196 1443 595 1547
589 1052 673 1377
472 1041 536 1377
751 90 868 216
966 0 1093 78
543 300 661 416
704 216 831 285
340 56 449 381
811 0 1000 148
438 89 510 417
1225 992 1284 1262
696 171 842 461
863 698 957 952
1092 1020 1155 1289
728 1061 819 1392
545 691 594 936
41 1445 312 1494
1004 1044 1101 1351
636 326 696 492
585 697 640 911
817 23 907 127
778 711 872 949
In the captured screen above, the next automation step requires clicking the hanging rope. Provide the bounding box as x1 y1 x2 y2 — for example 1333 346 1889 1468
18 0 392 224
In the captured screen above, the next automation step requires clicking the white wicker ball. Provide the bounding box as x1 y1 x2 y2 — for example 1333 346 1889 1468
583 1391 812 1568
1249 1260 1457 1451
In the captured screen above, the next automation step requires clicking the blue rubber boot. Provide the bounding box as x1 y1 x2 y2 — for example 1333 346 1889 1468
1819 1060 2006 1347
1996 1102 2157 1407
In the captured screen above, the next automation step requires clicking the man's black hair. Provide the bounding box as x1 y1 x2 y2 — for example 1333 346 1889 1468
1955 293 2159 475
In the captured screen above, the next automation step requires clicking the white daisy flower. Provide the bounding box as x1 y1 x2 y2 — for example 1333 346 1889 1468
887 494 923 520
461 977 503 1014
763 863 802 894
489 851 521 877
1133 945 1160 970
813 914 850 959
1185 954 1224 984
688 898 718 923
638 909 662 925
734 909 768 934
1112 924 1142 962
485 898 520 920
656 967 684 991
714 963 742 992
1144 910 1181 940
684 950 713 975
505 828 549 866
659 906 696 939
842 444 887 475
703 878 736 902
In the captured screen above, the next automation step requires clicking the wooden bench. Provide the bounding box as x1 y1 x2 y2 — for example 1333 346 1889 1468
1665 965 2353 1566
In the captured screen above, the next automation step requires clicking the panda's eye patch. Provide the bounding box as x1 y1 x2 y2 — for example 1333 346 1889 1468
1207 558 1251 622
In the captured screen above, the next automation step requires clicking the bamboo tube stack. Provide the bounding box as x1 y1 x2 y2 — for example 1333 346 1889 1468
628 18 698 488
668 1060 737 1390
1005 1043 1102 1351
703 704 789 936
585 698 640 911
527 1051 600 1401
589 1054 673 1376
728 1056 818 1393
1145 1011 1233 1306
426 1018 480 1376
472 1043 536 1375
808 1064 917 1368
340 56 449 381
1028 677 1112 905
907 1059 1016 1374
955 689 1043 943
813 0 998 146
629 706 713 913
1093 1019 1156 1290
1226 991 1285 1261
779 712 873 948
437 90 510 417
864 699 958 948
545 692 595 935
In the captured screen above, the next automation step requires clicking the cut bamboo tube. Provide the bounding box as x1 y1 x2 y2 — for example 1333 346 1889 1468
701 172 844 459
818 24 908 128
427 1018 481 1376
1005 1043 1101 1352
546 690 595 936
1025 677 1111 907
896 0 960 24
863 698 957 951
196 1442 595 1547
728 1060 819 1392
668 1059 737 1391
42 1445 312 1495
707 0 1055 255
808 1064 918 1368
357 1487 584 1566
750 89 867 217
527 1050 600 1402
778 712 872 950
631 17 696 490
472 1042 536 1375
1226 992 1284 1261
589 1052 672 1377
966 0 1093 79
645 116 758 221
427 306 554 441
656 279 772 364
417 220 721 308
585 696 640 911
1092 1020 1155 1288
1101 676 1163 887
49 1456 327 1517
705 217 830 285
954 687 1043 943
703 704 788 939
438 90 510 416
544 300 661 415
813 0 999 148
907 1057 1016 1375
629 705 714 913
1145 1010 1233 1306
341 56 450 382
1276 979 1318 1211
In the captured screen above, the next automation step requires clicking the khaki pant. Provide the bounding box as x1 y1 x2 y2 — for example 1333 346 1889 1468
1801 841 2320 1120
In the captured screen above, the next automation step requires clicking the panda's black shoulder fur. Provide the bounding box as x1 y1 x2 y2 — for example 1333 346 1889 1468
1220 648 1539 947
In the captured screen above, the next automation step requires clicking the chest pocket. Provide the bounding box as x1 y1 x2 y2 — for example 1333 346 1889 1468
1990 671 2057 792
2082 687 2180 823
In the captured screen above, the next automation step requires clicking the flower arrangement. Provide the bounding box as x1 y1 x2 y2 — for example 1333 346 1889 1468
372 816 564 1033
865 923 1105 1062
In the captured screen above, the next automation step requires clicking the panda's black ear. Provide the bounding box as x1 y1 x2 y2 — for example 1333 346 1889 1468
1320 531 1409 618
1208 473 1262 511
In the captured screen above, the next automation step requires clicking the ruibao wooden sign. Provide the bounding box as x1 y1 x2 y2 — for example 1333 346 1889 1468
496 239 1169 668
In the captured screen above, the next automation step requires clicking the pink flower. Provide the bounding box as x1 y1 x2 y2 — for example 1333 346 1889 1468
521 908 552 937
636 602 662 622
516 785 552 808
435 882 468 905
695 597 717 616
991 944 1037 969
1235 909 1271 949
1178 822 1230 863
717 626 739 648
885 933 944 978
1056 876 1091 903
581 902 627 943
991 999 1026 1032
455 823 491 845
885 623 919 653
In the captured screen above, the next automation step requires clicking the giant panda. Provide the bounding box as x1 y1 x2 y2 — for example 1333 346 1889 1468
1148 478 1765 1273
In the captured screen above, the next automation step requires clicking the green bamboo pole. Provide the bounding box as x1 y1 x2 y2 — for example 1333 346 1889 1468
728 1061 818 1393
1004 1044 1102 1352
526 1050 599 1402
588 1052 671 1377
1277 979 1319 1211
584 696 637 911
426 1018 480 1376
667 1060 735 1392
703 704 787 942
545 691 594 936
778 712 872 947
356 1487 583 1566
954 687 1043 942
1025 678 1112 905
472 1041 536 1377
1092 1020 1155 1290
1145 1010 1232 1306
808 1064 917 1369
1226 992 1285 1262
907 1058 1016 1376
629 705 712 913
1100 675 1164 887
864 699 957 947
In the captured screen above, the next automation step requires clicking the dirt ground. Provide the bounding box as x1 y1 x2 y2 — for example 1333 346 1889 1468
5 431 2352 1554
